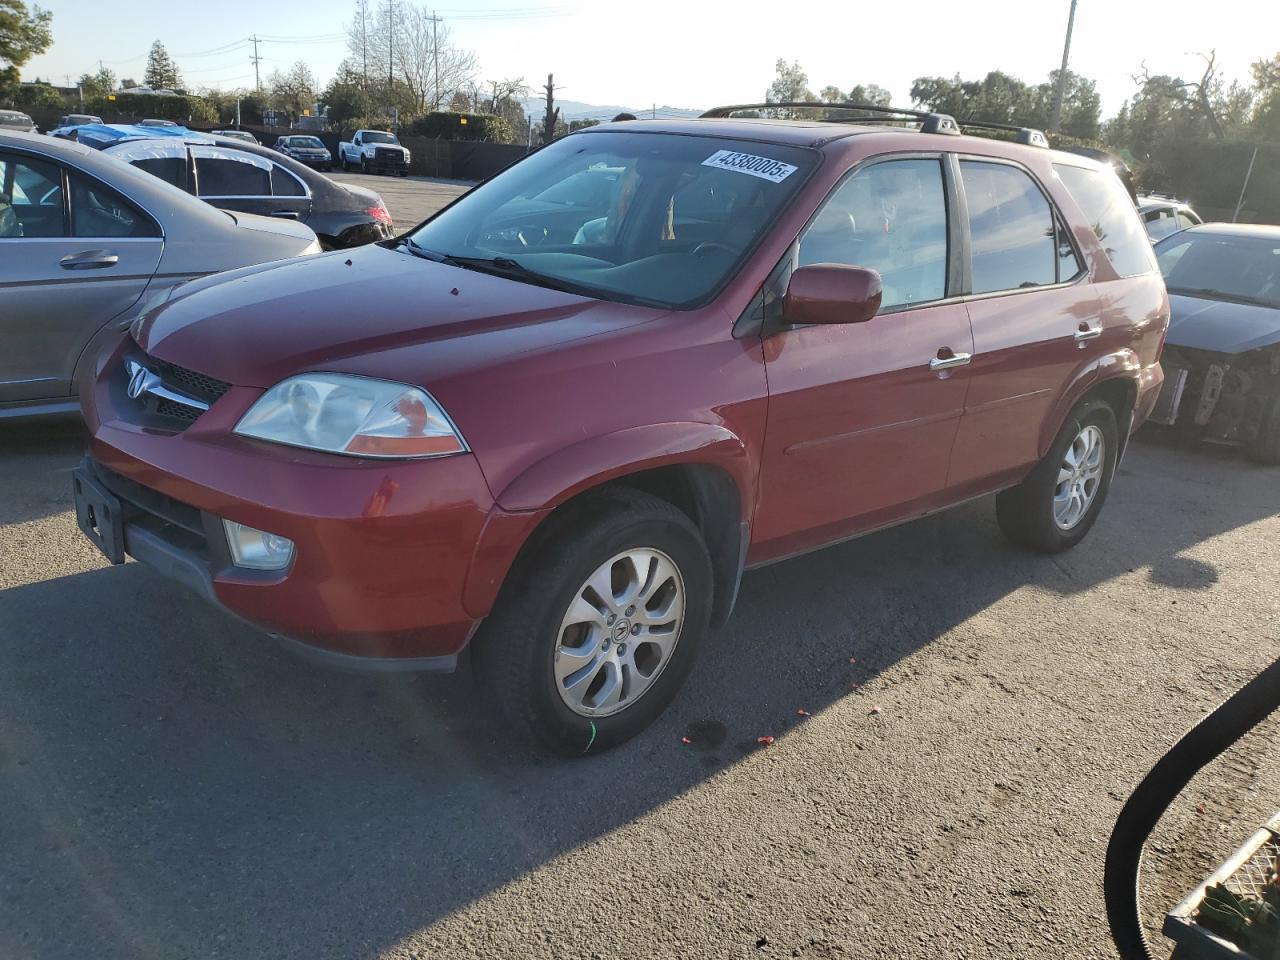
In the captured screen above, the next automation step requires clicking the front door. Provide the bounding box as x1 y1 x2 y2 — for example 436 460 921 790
0 151 162 403
753 156 973 559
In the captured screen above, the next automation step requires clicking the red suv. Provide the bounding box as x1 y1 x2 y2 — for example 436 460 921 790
74 106 1169 753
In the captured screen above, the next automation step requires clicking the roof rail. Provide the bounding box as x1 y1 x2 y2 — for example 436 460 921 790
699 101 1048 147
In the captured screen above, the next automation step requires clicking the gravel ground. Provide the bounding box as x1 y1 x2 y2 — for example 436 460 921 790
1 415 1277 960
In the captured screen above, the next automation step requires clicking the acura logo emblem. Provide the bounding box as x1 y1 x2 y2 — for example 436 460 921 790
125 360 161 401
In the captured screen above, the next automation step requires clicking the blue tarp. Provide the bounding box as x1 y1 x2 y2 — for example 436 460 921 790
48 123 214 149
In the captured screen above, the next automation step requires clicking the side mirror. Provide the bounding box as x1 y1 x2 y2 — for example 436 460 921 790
783 263 883 326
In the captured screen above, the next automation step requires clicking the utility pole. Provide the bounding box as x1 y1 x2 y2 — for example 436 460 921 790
427 12 441 110
1048 0 1078 134
250 35 262 92
1233 145 1259 223
359 0 368 85
386 0 395 87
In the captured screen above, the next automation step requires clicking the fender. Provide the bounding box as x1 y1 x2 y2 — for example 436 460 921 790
495 421 754 518
1038 347 1141 458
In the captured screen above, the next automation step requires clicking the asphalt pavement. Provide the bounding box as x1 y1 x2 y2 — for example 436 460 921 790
2 413 1278 959
329 171 472 228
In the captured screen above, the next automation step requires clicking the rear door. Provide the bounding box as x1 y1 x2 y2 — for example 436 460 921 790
754 155 974 552
0 150 163 402
191 145 312 222
947 157 1094 488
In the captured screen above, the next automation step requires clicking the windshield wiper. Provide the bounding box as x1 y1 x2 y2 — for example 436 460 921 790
1168 286 1278 309
436 254 594 297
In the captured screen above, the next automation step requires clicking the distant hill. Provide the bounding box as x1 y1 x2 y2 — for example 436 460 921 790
520 98 703 121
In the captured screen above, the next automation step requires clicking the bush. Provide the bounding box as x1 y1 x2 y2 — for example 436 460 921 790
84 92 217 124
406 111 512 143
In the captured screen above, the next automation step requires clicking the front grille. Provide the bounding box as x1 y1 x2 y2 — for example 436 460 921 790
155 397 203 422
117 345 231 430
373 147 403 163
149 357 231 405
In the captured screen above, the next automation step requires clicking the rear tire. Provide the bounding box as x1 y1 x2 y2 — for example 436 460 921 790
473 487 712 755
1246 393 1280 465
996 398 1119 553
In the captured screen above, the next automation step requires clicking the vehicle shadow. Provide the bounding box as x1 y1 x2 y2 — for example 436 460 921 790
0 418 86 525
0 435 1276 958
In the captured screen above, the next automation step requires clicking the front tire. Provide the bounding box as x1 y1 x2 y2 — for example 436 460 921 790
473 488 712 755
996 398 1119 553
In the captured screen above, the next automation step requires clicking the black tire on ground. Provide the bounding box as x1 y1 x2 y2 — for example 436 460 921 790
340 156 348 171
996 398 1120 554
361 156 369 174
1246 393 1280 465
472 487 713 755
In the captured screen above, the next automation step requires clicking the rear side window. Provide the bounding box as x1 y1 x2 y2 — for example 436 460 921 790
1054 163 1156 277
69 174 158 238
0 153 64 237
270 165 305 197
1144 207 1179 241
960 160 1058 294
132 156 189 192
196 155 270 197
798 157 948 310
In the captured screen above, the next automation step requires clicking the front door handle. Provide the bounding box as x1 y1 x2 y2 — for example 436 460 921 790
270 210 300 220
60 251 119 270
929 350 972 372
1074 323 1103 342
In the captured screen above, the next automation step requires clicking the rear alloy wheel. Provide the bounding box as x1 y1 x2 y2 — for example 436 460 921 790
997 398 1119 553
474 487 711 754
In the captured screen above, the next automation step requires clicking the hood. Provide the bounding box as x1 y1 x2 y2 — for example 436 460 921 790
135 243 666 389
1165 293 1280 354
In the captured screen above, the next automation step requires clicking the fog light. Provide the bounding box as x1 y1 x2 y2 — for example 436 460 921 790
223 519 295 571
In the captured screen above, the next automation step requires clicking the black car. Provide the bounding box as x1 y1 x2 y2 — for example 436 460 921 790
100 135 394 249
1148 223 1280 463
273 134 333 170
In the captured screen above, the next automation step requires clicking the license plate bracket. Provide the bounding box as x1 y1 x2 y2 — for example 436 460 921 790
73 466 126 564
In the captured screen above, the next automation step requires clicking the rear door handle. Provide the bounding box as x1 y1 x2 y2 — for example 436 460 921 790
270 210 300 220
59 251 119 270
929 351 972 371
1074 324 1103 342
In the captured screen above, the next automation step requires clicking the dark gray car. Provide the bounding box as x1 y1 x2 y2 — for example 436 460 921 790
0 131 321 418
1148 223 1280 462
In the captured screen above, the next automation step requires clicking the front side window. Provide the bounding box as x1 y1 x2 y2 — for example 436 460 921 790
194 150 271 197
1175 210 1200 229
0 153 64 237
1054 162 1157 278
408 131 817 309
69 174 156 238
961 160 1057 294
1144 208 1180 241
798 158 948 310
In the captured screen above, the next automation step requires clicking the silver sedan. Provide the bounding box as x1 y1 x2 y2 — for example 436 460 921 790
0 131 321 418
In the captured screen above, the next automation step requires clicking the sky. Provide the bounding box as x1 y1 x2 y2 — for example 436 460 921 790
19 0 1280 119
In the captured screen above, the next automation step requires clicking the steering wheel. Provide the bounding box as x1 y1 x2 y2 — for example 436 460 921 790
691 241 737 258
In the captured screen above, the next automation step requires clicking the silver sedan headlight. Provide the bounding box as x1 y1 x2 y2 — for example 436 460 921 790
234 374 467 459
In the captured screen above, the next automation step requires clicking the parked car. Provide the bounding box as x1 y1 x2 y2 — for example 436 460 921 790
1147 223 1280 462
273 134 333 170
58 113 103 128
72 108 1168 752
0 130 321 419
0 110 37 134
137 118 179 128
101 134 394 249
338 129 409 175
212 129 258 144
1137 194 1202 242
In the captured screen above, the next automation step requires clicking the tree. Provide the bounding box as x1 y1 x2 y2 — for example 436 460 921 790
1252 51 1280 142
269 60 317 122
0 0 52 101
143 40 181 90
321 62 372 129
344 1 477 112
765 59 814 115
77 65 115 100
541 72 559 145
911 69 1101 140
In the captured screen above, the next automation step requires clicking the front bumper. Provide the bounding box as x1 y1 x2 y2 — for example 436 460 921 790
77 342 506 667
1148 344 1280 443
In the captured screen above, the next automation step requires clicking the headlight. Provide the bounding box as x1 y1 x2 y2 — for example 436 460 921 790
234 374 467 459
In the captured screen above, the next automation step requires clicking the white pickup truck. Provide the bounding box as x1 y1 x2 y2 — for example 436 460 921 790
338 129 411 176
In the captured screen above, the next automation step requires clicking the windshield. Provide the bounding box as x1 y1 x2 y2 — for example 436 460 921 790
407 131 816 309
0 111 32 126
1157 232 1280 309
362 131 396 144
288 137 324 147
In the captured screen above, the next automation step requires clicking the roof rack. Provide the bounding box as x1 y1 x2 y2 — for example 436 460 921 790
699 101 1048 148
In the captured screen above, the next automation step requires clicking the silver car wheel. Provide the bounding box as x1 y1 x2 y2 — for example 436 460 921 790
1053 424 1105 530
553 548 686 718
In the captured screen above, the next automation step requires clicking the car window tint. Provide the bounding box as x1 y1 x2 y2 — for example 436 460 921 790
798 158 948 310
132 156 189 192
1054 163 1156 278
1144 208 1180 240
196 155 270 196
960 160 1056 294
69 174 157 238
0 153 64 237
270 165 305 197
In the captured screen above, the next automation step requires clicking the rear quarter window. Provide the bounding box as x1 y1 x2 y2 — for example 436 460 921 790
1054 163 1156 278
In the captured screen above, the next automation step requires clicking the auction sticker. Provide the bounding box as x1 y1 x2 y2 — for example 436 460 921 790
701 150 797 183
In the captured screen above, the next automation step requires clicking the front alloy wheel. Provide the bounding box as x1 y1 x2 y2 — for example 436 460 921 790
554 548 685 717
